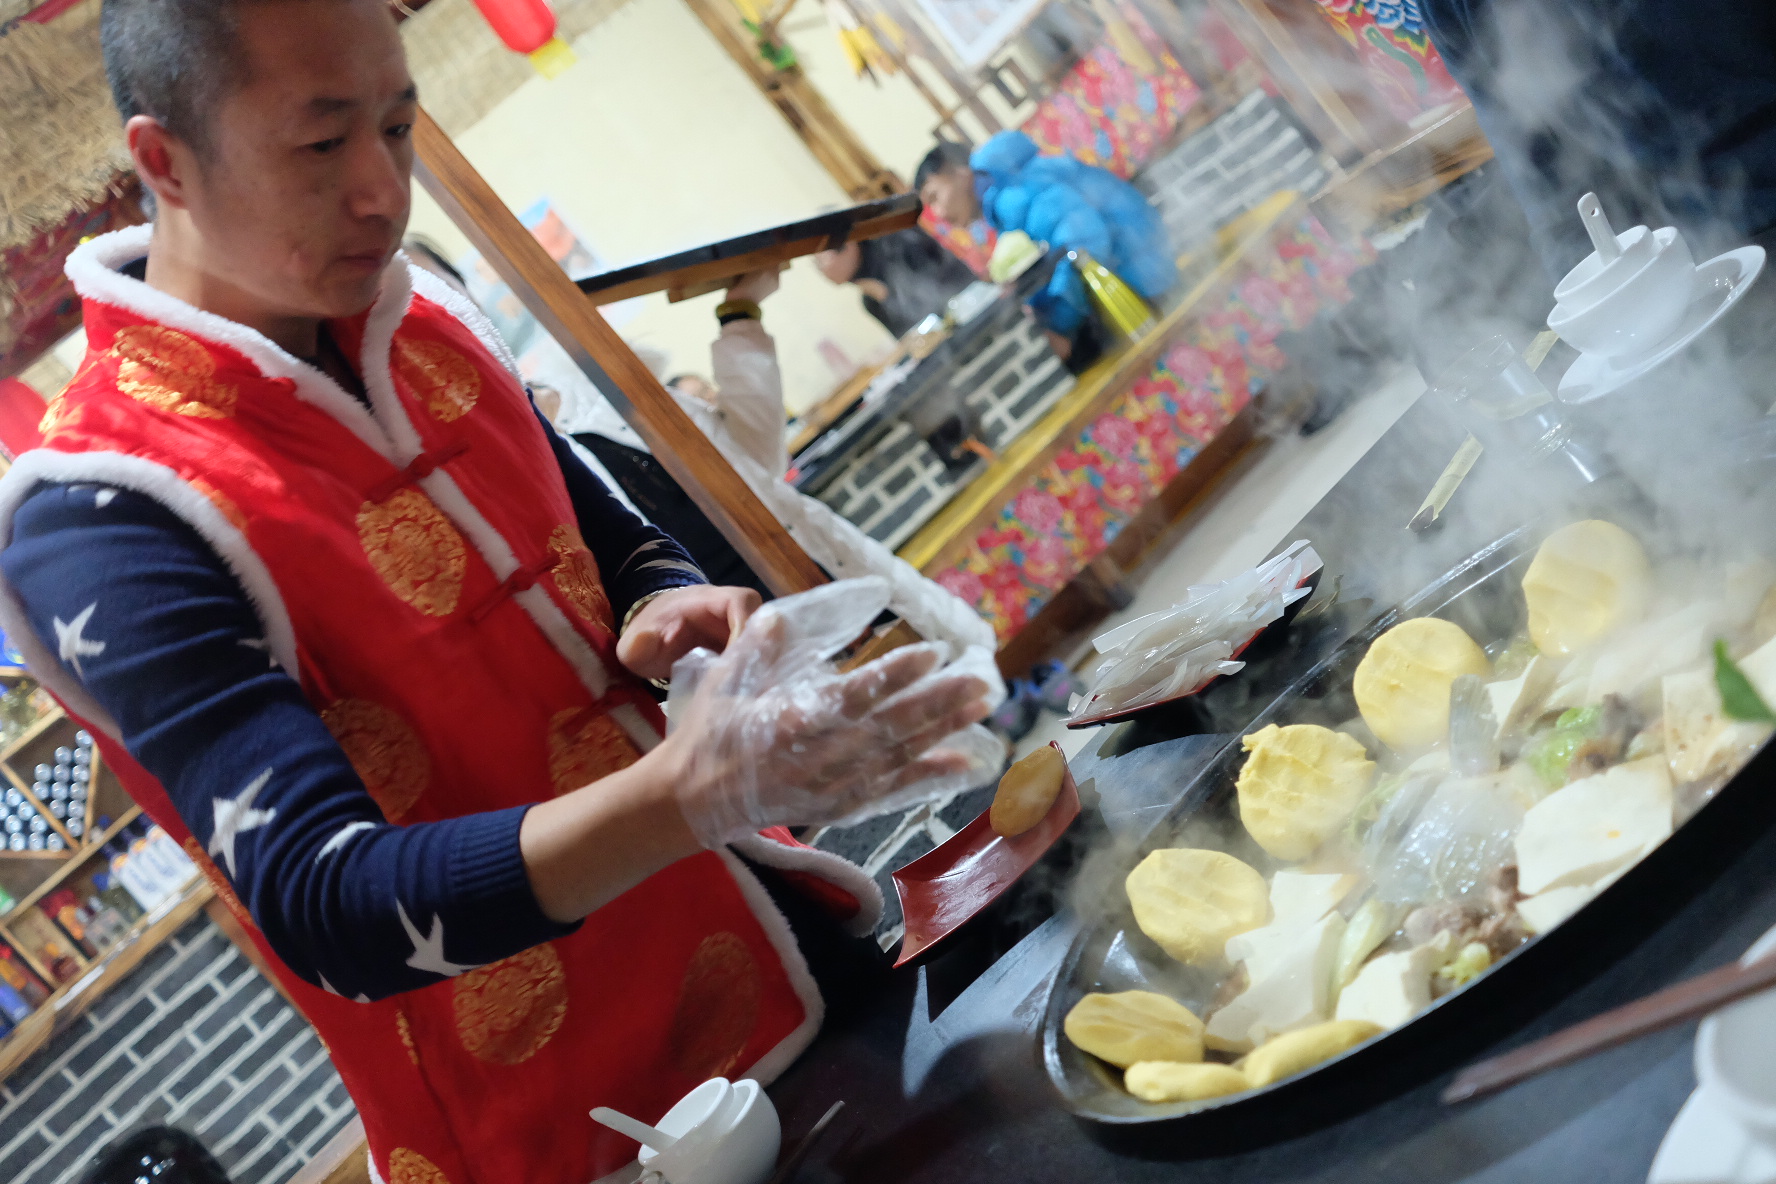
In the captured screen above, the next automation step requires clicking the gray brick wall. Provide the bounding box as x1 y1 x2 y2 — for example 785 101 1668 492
0 915 354 1184
1140 90 1332 250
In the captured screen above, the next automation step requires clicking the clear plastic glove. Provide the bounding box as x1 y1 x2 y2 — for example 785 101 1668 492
666 578 1007 848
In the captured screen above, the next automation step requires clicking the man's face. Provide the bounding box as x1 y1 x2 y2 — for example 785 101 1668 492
919 168 979 227
177 0 417 322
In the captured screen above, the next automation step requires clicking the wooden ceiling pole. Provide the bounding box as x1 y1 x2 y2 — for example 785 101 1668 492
679 0 903 200
411 108 827 597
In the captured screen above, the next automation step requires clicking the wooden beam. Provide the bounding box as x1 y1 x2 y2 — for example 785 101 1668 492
411 109 827 597
680 0 904 200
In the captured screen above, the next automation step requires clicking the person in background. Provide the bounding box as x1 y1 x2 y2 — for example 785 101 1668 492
555 269 997 652
560 270 785 601
814 226 979 339
915 134 1177 367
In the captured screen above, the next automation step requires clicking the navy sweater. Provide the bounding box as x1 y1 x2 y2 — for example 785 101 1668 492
1 411 705 1000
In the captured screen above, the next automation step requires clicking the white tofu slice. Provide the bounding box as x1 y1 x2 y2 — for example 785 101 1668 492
1206 913 1347 1052
1586 602 1717 703
1514 758 1673 895
1334 945 1440 1030
1266 871 1354 929
1735 632 1776 702
1486 655 1558 736
1517 876 1618 935
1663 666 1773 783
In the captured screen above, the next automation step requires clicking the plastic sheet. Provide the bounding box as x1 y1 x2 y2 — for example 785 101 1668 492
1363 773 1524 906
1066 543 1321 722
667 577 1007 847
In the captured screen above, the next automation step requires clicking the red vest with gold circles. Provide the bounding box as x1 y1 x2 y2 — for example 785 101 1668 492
5 237 870 1184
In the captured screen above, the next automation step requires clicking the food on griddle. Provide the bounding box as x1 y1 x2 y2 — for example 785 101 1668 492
1662 634 1776 782
1063 990 1205 1068
1521 519 1651 656
1240 1020 1383 1088
1089 520 1776 1110
1236 724 1375 860
1514 758 1673 896
1353 617 1491 750
1126 848 1269 965
1124 1061 1249 1103
1333 943 1445 1030
1205 872 1352 1051
991 745 1066 837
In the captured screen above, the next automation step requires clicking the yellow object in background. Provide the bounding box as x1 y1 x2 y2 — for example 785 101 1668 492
528 37 577 78
1353 617 1491 750
1071 249 1155 341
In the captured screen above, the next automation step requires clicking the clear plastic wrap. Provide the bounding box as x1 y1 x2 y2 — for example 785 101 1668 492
1066 543 1321 722
666 577 1007 848
1362 773 1524 906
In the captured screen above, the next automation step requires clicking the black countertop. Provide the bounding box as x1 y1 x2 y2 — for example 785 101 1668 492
767 341 1776 1183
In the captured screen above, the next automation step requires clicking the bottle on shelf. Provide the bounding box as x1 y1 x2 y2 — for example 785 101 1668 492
0 940 50 1007
93 871 145 924
42 889 99 958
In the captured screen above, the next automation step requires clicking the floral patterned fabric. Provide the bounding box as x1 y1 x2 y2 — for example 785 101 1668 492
1310 0 1466 123
926 215 1372 640
1020 6 1202 179
920 7 1200 277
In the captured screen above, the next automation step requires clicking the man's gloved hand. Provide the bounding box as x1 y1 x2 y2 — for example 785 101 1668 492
659 582 1003 848
617 585 761 683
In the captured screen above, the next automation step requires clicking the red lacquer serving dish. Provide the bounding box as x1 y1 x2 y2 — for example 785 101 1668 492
892 742 1081 969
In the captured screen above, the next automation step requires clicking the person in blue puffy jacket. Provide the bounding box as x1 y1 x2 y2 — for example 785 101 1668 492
916 133 1177 364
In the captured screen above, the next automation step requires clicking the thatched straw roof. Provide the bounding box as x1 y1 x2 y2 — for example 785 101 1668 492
0 1 129 257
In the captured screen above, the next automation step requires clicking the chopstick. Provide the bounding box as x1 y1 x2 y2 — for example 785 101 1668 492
1443 952 1776 1103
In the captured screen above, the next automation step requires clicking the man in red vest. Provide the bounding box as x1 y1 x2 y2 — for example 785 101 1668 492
0 2 996 1181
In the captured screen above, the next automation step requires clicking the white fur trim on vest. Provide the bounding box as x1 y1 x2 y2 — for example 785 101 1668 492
58 228 660 749
716 849 825 1082
728 832 886 938
0 450 303 741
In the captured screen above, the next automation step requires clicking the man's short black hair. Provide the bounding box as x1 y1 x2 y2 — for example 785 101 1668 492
914 141 973 191
100 0 262 155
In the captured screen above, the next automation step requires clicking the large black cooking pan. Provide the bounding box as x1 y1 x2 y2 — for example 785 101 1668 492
1041 526 1776 1157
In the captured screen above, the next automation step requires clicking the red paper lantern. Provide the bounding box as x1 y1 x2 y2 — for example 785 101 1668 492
472 0 557 55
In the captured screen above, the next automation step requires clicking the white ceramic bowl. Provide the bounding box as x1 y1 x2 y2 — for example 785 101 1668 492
1548 227 1696 359
639 1078 780 1184
1695 928 1776 1145
1553 225 1657 314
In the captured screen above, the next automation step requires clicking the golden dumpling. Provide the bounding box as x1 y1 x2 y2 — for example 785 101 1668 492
1353 617 1490 750
1522 519 1651 656
1126 848 1270 965
1236 724 1375 860
1240 1019 1382 1088
1124 1061 1249 1103
1064 990 1204 1068
991 744 1066 837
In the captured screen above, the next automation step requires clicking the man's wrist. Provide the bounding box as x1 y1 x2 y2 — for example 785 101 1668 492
620 589 673 637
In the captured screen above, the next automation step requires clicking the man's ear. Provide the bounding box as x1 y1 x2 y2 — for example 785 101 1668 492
126 114 194 212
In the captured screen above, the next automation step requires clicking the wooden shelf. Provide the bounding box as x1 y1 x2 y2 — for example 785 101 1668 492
0 849 71 864
0 706 66 765
0 879 212 1084
3 805 141 917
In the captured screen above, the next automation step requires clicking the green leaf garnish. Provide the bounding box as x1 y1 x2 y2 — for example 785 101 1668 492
1715 639 1776 723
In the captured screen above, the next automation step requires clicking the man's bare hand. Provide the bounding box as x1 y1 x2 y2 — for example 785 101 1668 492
617 585 761 682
